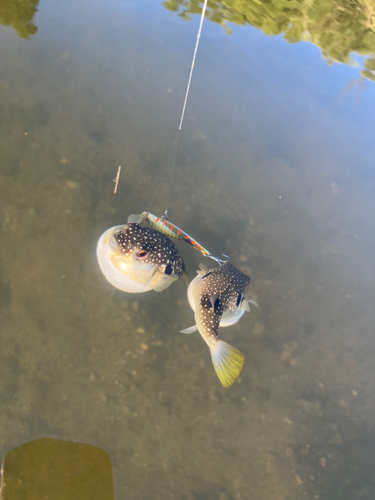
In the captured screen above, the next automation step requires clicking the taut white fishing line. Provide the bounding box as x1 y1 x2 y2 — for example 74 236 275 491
178 0 208 131
151 0 209 214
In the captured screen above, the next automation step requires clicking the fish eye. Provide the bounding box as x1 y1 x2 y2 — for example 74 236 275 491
136 250 148 259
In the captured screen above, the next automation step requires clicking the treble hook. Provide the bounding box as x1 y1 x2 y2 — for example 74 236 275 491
208 253 229 265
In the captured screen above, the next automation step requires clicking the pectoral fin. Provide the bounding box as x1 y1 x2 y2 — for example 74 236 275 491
180 325 198 334
181 266 190 286
209 294 217 309
243 301 251 312
248 299 259 307
150 272 177 292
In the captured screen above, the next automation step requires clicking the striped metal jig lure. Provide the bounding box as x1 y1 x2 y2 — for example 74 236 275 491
127 212 226 265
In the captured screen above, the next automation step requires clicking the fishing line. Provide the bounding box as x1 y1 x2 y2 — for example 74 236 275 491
164 128 180 212
179 0 208 131
148 130 179 213
150 0 209 215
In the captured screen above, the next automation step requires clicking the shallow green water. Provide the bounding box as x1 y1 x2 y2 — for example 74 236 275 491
1 0 375 499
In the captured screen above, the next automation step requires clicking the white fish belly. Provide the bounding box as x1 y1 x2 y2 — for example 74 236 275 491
187 275 201 312
96 231 152 293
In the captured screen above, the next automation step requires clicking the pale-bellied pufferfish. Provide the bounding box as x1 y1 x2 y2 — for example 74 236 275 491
97 222 185 293
181 262 258 387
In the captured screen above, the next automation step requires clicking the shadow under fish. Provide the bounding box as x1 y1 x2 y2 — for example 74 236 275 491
181 262 258 388
96 222 186 293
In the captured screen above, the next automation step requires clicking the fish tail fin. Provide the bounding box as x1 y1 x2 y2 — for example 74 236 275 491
210 340 244 388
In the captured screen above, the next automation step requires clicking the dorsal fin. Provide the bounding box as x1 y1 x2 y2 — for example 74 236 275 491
127 212 148 224
196 263 209 277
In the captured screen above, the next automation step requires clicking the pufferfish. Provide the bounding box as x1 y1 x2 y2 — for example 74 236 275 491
181 262 258 387
96 222 185 293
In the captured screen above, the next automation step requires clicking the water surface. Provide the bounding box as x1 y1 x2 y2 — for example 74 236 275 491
1 1 375 499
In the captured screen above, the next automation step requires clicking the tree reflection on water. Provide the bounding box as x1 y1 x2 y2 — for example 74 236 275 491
163 0 375 81
0 0 39 39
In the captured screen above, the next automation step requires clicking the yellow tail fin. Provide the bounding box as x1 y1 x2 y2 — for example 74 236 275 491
210 340 244 388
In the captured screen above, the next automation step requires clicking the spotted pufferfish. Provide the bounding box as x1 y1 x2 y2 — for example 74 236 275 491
96 222 185 293
181 262 258 387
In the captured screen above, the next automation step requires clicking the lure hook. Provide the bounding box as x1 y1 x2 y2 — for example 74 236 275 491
208 254 229 265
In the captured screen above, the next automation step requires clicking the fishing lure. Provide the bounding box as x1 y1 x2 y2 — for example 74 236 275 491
127 212 226 264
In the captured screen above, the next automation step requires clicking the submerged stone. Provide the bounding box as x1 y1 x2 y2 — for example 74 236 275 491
0 438 114 500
